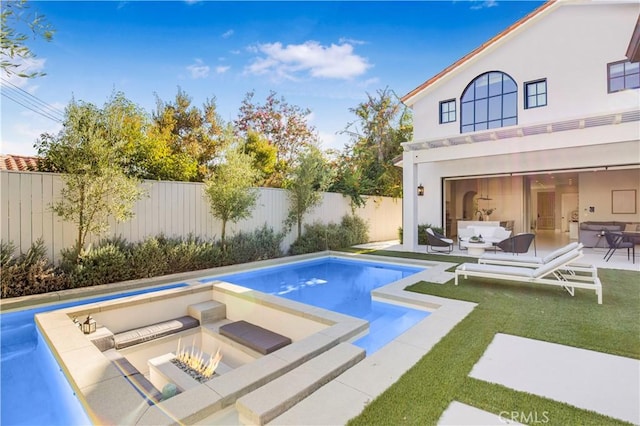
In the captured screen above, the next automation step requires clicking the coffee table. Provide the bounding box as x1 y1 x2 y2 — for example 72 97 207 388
460 240 494 256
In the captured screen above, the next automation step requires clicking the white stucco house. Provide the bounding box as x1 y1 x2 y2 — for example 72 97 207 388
400 0 640 251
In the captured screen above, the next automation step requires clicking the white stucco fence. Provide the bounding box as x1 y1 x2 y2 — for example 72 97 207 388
0 170 402 262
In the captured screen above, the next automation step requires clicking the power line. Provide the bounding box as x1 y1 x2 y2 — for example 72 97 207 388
0 77 65 122
1 91 63 122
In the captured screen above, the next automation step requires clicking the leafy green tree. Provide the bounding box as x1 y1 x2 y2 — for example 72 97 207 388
284 146 335 238
235 90 317 187
35 99 144 259
203 129 260 249
243 130 277 186
152 87 224 181
339 87 412 198
328 150 370 214
1 0 54 78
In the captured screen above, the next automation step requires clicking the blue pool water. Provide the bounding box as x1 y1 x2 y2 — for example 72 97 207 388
0 283 187 426
207 257 429 355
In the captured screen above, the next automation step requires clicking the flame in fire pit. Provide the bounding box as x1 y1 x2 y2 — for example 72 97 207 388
175 338 222 380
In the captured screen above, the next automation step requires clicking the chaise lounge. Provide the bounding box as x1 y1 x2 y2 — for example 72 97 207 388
455 248 602 304
479 242 582 268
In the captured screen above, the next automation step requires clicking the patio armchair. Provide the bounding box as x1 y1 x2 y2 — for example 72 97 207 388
426 228 454 254
496 233 536 255
603 231 635 264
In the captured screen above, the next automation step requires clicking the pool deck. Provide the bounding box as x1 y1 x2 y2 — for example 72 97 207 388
4 246 639 425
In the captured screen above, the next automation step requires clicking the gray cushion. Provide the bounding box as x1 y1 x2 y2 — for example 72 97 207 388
220 320 291 355
114 316 199 349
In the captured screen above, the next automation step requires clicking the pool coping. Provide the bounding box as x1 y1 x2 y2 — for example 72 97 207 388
22 251 476 425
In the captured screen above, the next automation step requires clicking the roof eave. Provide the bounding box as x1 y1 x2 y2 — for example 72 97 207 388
626 14 640 62
401 0 558 107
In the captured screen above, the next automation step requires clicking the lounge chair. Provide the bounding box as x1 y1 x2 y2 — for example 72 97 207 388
455 249 602 304
479 242 582 268
426 228 454 254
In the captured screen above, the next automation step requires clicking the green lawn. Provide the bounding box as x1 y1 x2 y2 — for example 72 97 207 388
344 249 640 426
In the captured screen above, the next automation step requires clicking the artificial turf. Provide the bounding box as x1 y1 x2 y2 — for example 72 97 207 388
345 250 639 426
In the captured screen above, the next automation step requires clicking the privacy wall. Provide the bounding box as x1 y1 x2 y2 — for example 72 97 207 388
0 170 401 262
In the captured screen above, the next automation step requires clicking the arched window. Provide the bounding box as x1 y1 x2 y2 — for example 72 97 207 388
461 71 517 133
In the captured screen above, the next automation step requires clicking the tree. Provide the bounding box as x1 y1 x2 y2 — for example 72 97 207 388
284 147 335 238
1 0 54 79
328 149 371 214
203 129 260 249
242 130 277 186
235 90 317 187
35 99 144 259
152 87 224 181
338 87 412 198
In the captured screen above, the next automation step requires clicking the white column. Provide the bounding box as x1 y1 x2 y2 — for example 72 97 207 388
402 151 419 252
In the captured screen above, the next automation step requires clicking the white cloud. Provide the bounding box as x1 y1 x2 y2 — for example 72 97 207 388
186 59 210 79
245 41 370 80
1 111 63 156
1 57 47 88
359 77 380 88
338 37 366 46
215 65 230 74
222 29 234 39
317 129 349 152
470 1 498 10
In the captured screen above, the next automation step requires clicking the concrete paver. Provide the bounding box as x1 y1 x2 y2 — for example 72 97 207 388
469 333 640 425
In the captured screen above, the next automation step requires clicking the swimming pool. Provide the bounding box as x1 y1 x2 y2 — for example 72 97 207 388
0 283 187 426
205 257 430 354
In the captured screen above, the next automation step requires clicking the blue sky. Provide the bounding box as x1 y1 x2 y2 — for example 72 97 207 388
0 0 544 156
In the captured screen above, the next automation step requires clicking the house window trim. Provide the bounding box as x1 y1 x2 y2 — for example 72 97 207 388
460 70 518 134
524 78 547 109
607 59 640 93
439 99 457 124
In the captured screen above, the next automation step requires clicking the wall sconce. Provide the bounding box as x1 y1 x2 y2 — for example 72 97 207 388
82 315 97 334
417 184 424 196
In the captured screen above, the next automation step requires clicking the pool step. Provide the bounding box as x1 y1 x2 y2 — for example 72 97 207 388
235 342 365 425
1 343 37 362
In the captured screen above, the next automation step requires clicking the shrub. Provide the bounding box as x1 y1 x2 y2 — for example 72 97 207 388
223 225 284 265
129 237 168 279
289 215 370 255
398 224 445 245
162 235 213 274
61 241 131 288
340 215 369 246
1 239 67 298
1 225 286 298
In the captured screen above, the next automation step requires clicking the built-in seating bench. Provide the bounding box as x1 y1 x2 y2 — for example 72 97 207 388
114 316 199 349
219 320 292 355
103 349 163 404
236 342 365 425
90 316 200 352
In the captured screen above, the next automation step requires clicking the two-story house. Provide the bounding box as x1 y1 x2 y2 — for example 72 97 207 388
400 0 640 251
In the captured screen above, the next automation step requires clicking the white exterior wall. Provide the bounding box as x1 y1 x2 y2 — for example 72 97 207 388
0 171 402 262
411 2 639 142
400 2 640 251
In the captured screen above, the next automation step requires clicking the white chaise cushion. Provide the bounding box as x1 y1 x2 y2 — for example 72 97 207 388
457 263 535 278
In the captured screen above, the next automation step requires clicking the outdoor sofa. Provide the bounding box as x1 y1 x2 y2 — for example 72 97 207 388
579 221 640 247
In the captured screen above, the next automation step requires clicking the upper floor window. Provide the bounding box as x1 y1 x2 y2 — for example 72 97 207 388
608 60 640 93
461 71 517 133
440 99 456 123
525 79 547 109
